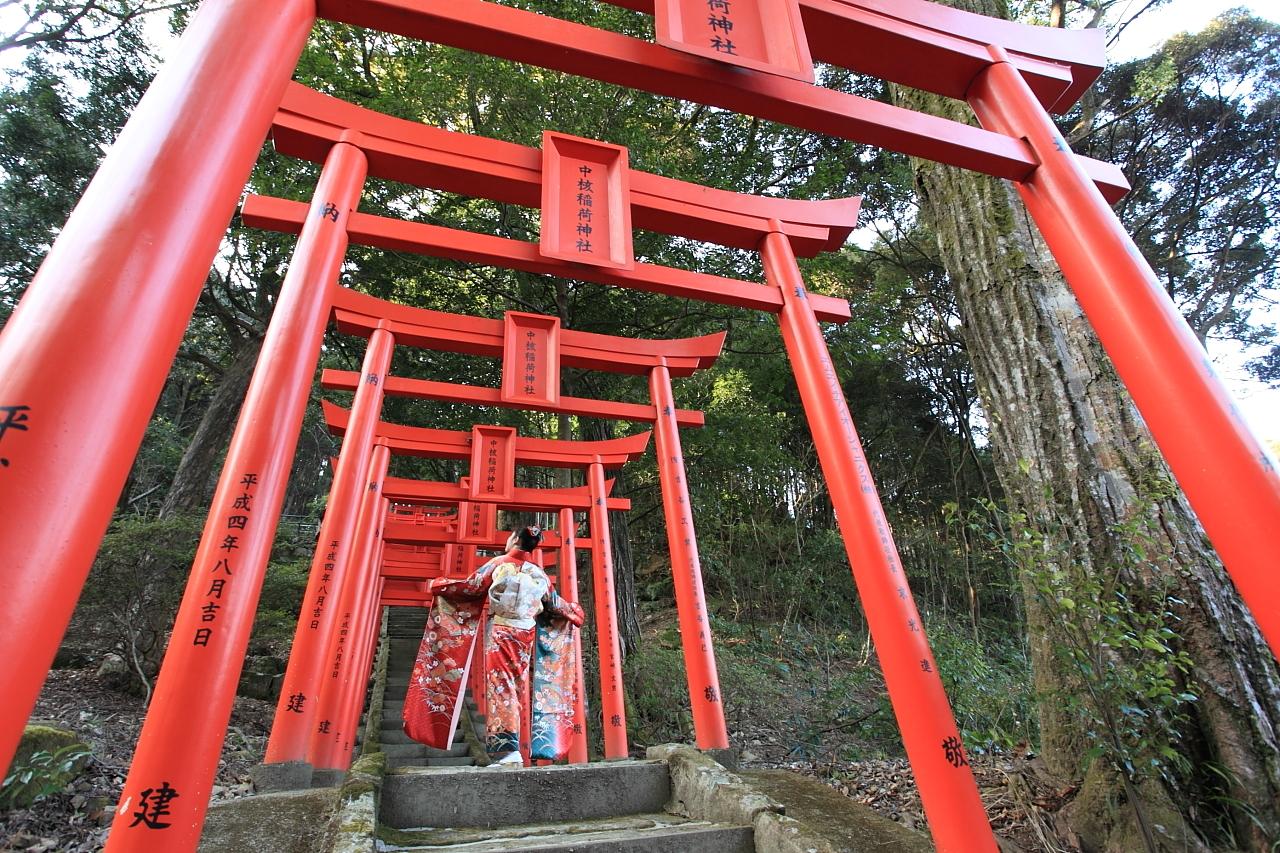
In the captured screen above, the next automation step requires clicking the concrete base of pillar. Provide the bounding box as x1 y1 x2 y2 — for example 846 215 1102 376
251 760 313 792
702 746 740 771
310 768 346 788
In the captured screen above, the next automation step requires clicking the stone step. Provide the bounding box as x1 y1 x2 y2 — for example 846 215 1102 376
383 701 472 719
384 692 458 707
377 813 753 852
381 761 671 829
379 731 470 754
378 723 473 749
381 741 469 758
387 755 476 768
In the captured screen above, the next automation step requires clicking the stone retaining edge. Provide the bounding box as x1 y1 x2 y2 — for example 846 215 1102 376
361 608 391 758
645 743 844 853
325 750 387 853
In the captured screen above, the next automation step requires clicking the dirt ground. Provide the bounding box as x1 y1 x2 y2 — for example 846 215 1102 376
1 667 273 852
4 664 1078 852
718 641 1080 852
746 753 1080 852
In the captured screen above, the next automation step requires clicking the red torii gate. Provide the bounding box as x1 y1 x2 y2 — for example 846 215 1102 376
309 287 733 749
318 409 653 758
246 277 726 787
381 477 628 514
284 418 649 775
376 487 603 763
243 86 856 323
0 1 1276 851
241 93 1003 843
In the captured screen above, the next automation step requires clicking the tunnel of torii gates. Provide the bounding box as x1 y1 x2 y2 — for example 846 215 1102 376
314 408 653 770
0 0 1277 851
292 403 653 776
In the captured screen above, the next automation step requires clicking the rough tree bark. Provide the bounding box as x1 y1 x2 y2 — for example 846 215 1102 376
158 335 263 518
892 4 1280 848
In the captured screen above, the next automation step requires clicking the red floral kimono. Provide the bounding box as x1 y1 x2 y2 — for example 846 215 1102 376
403 553 583 760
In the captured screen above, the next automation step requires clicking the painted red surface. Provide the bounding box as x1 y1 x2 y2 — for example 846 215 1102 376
1 0 314 797
329 287 726 374
265 329 394 765
764 227 996 852
469 426 518 502
655 0 814 82
382 544 560 581
458 499 499 545
324 401 651 469
596 0 1104 109
326 369 704 426
502 312 562 407
558 508 590 764
540 131 634 270
587 461 628 758
383 476 628 513
8 0 1270 850
272 84 859 256
314 0 1128 199
113 140 366 839
969 49 1280 660
310 445 391 769
650 363 729 749
243 199 855 323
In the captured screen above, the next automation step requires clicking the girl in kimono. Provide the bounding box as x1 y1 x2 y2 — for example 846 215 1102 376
429 526 584 765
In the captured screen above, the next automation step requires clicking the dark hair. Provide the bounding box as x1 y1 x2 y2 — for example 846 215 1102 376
517 525 543 551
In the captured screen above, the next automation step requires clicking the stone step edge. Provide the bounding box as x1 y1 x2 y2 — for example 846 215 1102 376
379 812 747 850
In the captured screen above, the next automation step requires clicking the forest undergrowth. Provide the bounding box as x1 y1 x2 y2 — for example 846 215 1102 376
625 603 1086 851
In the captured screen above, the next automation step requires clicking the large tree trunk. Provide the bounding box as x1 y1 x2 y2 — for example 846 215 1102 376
158 334 263 518
891 7 1280 849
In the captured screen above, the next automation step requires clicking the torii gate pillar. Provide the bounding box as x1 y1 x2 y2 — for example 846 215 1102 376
762 224 996 850
0 0 315 776
587 460 629 758
969 48 1280 659
558 507 590 763
266 327 395 766
313 452 391 770
649 363 730 750
103 139 366 847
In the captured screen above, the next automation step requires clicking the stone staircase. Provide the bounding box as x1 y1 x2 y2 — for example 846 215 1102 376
371 608 756 851
376 760 756 852
204 605 936 852
376 606 481 771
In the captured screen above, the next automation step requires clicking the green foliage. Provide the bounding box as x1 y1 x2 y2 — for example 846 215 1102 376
1074 11 1280 365
625 609 1037 763
72 513 202 685
4 13 1273 831
624 638 693 744
0 743 91 810
927 621 1035 754
250 560 312 655
951 495 1197 786
0 16 155 319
